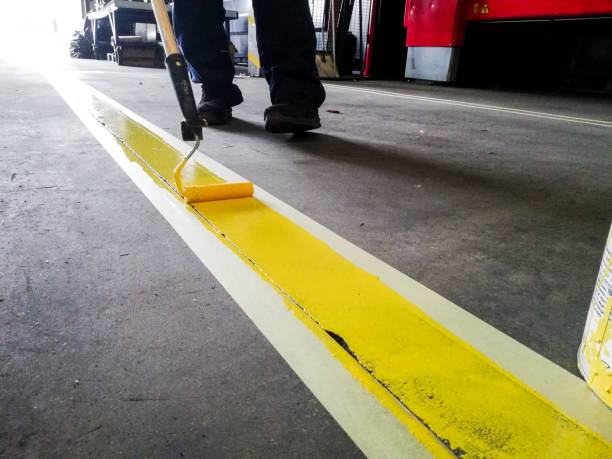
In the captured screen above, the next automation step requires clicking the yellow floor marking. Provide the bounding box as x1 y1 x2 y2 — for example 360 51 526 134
82 93 612 458
197 199 612 458
91 99 224 187
248 51 261 69
44 76 438 457
89 94 451 457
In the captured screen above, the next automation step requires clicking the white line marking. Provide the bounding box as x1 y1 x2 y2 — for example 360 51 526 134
326 84 612 128
45 69 437 458
48 68 612 443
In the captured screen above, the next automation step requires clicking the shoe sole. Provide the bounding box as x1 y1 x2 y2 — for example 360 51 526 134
264 112 321 133
199 109 232 126
229 91 243 107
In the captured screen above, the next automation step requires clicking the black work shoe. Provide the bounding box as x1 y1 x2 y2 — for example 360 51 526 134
197 84 243 126
264 102 321 133
198 98 231 126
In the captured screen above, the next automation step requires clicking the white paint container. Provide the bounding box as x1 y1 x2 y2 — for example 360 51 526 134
578 222 612 408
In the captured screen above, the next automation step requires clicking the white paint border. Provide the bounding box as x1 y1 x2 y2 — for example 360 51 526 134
51 70 612 441
325 84 612 128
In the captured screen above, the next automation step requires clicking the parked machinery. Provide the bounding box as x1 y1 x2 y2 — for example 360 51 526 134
82 0 170 67
404 0 612 91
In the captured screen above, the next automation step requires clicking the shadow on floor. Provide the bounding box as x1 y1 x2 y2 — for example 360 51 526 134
208 117 610 226
284 132 611 224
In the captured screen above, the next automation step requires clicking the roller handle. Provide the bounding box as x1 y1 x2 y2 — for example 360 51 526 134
151 0 202 141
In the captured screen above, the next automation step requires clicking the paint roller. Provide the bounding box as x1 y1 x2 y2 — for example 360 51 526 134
151 0 254 203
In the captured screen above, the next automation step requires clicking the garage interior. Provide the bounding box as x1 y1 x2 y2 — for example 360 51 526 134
1 1 611 457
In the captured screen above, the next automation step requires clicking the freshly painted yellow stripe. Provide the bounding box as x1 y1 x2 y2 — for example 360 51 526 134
92 104 224 187
89 82 451 459
248 51 261 69
90 95 611 458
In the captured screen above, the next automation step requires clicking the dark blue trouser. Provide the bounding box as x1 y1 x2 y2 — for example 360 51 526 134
172 0 326 108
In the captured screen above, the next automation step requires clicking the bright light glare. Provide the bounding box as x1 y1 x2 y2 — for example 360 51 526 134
0 1 83 63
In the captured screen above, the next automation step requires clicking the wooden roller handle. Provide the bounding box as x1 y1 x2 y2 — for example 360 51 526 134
151 0 180 56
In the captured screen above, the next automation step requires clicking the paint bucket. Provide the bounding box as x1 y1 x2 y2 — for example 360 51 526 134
578 222 612 407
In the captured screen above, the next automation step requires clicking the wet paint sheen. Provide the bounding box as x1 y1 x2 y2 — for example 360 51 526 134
91 95 611 458
91 98 224 188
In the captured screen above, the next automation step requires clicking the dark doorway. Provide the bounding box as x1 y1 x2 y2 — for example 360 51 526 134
458 18 612 93
366 0 408 79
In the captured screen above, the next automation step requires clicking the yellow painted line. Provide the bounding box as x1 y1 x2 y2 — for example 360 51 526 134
248 51 261 69
87 90 450 457
326 84 612 128
47 71 444 458
48 72 612 458
189 218 612 456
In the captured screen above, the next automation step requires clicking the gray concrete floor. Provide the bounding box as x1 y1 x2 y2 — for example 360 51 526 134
0 62 363 458
2 58 611 456
75 60 611 371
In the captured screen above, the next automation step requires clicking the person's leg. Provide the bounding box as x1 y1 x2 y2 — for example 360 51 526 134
252 0 325 107
252 0 325 132
172 0 242 124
